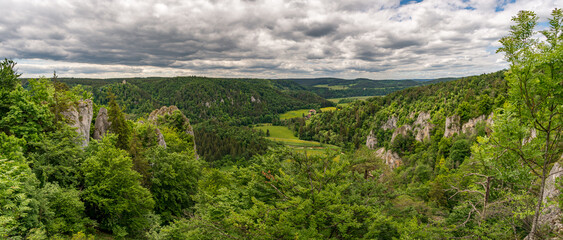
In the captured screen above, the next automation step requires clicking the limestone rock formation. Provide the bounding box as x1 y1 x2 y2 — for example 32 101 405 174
462 114 489 135
148 106 180 122
414 112 430 126
413 112 433 142
62 99 93 147
444 115 461 138
522 128 537 145
148 106 198 159
381 116 398 130
93 107 110 140
415 125 433 142
155 128 167 148
375 148 402 169
366 130 378 150
525 162 563 239
391 125 412 142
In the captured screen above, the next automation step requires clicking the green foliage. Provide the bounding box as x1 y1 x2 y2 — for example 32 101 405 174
81 135 154 237
154 149 406 239
287 77 441 99
0 86 55 142
194 121 273 166
390 133 415 155
36 183 92 237
455 101 471 122
299 71 506 148
60 77 334 124
27 126 84 188
449 138 471 168
0 59 21 94
108 94 131 150
0 133 40 239
145 147 202 223
496 8 563 238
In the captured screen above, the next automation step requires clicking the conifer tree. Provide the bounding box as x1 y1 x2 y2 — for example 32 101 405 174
108 93 131 150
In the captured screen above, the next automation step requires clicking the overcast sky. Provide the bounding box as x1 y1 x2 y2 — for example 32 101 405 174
0 0 559 79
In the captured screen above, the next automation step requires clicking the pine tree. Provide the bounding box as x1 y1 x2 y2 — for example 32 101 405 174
108 93 131 150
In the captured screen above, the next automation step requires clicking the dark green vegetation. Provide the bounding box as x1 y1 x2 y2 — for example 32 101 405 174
283 77 458 99
1 9 562 240
55 77 334 125
294 70 506 149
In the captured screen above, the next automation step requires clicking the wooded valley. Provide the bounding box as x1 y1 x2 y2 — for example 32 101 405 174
0 9 561 240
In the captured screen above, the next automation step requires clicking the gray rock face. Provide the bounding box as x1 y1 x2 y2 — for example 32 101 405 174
366 130 378 150
62 99 93 147
375 148 402 169
462 115 488 135
539 163 563 234
413 112 433 142
391 125 412 142
148 106 199 159
155 128 167 148
522 128 537 145
444 115 461 138
525 162 563 240
93 107 110 140
148 106 180 123
382 116 398 131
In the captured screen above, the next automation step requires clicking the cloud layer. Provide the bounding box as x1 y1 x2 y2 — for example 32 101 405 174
0 0 559 79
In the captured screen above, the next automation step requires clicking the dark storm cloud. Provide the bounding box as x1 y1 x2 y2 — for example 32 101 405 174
304 23 339 37
0 0 559 79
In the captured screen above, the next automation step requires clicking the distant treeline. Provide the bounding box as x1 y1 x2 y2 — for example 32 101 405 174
281 77 458 98
55 77 334 125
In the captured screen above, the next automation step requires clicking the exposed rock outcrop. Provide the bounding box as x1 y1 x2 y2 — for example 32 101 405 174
381 116 398 131
461 115 487 135
444 115 461 138
148 106 180 123
375 148 402 169
391 125 412 142
148 106 198 159
414 112 430 126
525 162 563 239
62 99 93 147
93 107 110 140
522 128 537 145
366 130 378 150
461 113 495 136
155 128 167 148
413 112 433 142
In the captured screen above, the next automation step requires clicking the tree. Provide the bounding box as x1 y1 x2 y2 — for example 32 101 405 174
81 135 154 237
145 147 201 223
0 133 40 238
0 59 20 94
496 9 562 239
108 94 131 150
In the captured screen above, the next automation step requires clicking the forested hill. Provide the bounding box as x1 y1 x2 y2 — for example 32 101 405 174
291 70 507 149
280 77 458 98
56 77 334 124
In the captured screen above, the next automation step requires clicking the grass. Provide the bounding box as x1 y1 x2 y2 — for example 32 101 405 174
254 124 340 156
320 107 337 112
313 84 349 90
327 96 375 105
279 109 312 120
255 124 298 139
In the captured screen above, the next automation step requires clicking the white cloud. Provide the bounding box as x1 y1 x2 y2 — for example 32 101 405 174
0 0 559 79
